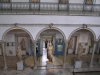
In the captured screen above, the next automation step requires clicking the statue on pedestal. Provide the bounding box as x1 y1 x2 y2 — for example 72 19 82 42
77 44 83 60
16 47 22 61
68 38 73 49
20 38 26 51
47 42 53 64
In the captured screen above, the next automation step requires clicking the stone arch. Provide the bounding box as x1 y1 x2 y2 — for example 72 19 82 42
68 27 96 41
2 26 34 41
35 27 67 42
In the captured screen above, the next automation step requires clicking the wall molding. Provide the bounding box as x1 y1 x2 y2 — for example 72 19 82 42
0 24 100 27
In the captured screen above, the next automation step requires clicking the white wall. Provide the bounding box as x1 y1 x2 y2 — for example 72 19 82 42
5 34 16 56
40 0 58 3
1 15 100 25
11 0 29 2
0 15 100 40
69 0 84 3
56 33 63 39
95 0 100 4
79 32 89 42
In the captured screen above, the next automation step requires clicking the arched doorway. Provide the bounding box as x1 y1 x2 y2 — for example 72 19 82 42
67 28 97 68
2 27 34 70
36 28 66 68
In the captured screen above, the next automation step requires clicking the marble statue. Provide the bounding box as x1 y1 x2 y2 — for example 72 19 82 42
59 0 66 3
68 38 73 49
47 42 53 64
77 44 83 60
20 38 26 51
16 47 22 61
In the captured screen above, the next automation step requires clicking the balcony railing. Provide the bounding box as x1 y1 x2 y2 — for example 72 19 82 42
0 2 100 16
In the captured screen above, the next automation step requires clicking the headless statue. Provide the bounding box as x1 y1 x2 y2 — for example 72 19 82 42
47 42 53 64
16 47 22 61
77 44 83 60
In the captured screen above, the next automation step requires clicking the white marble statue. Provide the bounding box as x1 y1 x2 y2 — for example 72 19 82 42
47 41 53 64
16 47 22 61
77 44 83 60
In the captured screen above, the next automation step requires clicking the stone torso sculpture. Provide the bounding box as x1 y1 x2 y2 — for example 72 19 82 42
77 44 83 60
47 42 53 64
17 47 22 61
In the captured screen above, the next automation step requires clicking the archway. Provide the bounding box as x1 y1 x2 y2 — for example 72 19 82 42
35 27 66 67
67 28 97 68
2 27 34 70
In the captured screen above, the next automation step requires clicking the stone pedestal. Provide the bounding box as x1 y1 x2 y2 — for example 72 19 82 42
68 49 73 54
46 63 53 69
74 60 82 68
17 60 23 70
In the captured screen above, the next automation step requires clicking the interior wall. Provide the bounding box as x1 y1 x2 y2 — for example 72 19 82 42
40 0 58 3
79 32 89 43
11 0 29 2
69 0 84 3
5 34 16 56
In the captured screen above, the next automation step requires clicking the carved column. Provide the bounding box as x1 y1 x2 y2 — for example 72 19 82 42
33 40 37 69
63 40 68 68
2 41 8 70
90 41 97 67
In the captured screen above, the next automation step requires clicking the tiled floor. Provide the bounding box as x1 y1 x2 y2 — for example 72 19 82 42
0 68 73 75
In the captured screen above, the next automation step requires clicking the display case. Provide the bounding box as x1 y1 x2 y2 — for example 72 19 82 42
55 38 64 55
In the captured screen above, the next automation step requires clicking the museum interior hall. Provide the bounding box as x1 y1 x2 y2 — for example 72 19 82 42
1 0 100 75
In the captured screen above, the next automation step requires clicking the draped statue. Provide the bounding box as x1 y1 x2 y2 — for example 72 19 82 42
16 47 22 61
47 42 53 64
77 44 83 60
68 38 73 49
20 38 26 51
